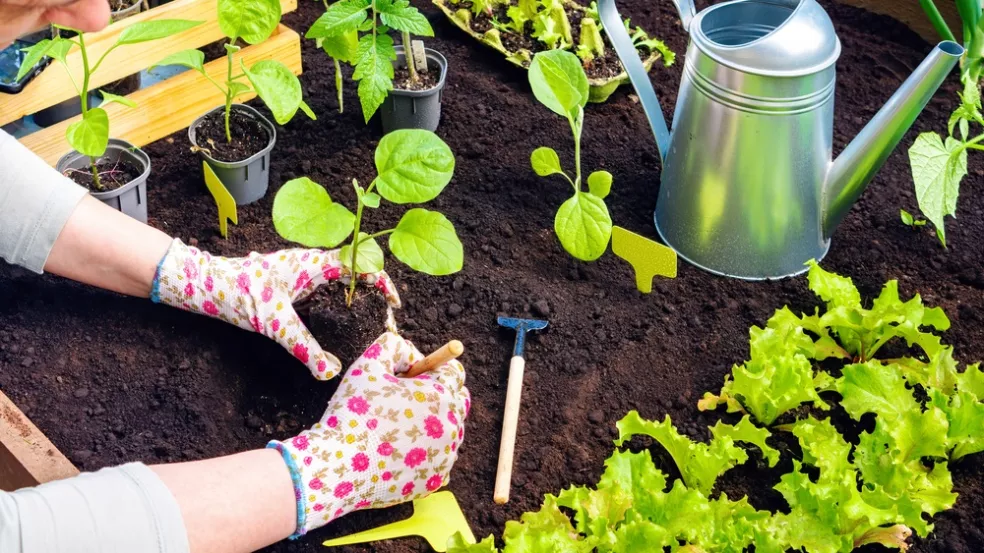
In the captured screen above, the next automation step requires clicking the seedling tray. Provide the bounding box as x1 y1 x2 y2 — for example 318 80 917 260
0 0 301 165
432 0 666 102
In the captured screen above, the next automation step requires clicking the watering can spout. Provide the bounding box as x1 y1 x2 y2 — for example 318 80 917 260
823 41 963 238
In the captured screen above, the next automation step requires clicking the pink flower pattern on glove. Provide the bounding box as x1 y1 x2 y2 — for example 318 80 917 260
268 332 470 537
152 239 401 380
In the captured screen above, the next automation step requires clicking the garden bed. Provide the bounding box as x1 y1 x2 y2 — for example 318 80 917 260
1 0 983 552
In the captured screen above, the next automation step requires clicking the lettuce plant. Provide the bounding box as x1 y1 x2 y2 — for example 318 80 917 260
449 265 984 553
272 129 463 305
18 19 203 189
154 0 315 143
908 0 983 246
528 50 613 262
306 0 434 122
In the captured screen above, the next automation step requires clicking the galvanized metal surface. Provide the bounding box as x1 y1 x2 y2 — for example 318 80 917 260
600 0 961 279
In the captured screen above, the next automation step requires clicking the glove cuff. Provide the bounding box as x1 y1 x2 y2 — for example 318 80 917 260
266 440 308 539
150 238 184 304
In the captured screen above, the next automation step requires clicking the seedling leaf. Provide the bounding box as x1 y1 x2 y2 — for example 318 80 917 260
307 0 370 38
243 60 305 124
528 49 588 119
531 147 564 177
378 0 434 36
272 177 355 247
116 19 203 45
587 170 612 199
66 107 109 157
353 33 396 122
218 0 282 44
99 90 137 109
151 49 206 73
341 233 385 273
375 129 455 203
909 133 968 247
554 192 612 261
391 208 463 275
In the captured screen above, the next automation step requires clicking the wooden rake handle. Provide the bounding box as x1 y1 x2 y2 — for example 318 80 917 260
494 355 525 504
404 340 464 378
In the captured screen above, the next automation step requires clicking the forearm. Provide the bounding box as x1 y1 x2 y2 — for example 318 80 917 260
44 194 172 297
151 449 297 553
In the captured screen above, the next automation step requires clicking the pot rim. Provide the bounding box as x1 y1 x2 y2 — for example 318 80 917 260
390 46 448 97
57 138 151 200
187 103 277 167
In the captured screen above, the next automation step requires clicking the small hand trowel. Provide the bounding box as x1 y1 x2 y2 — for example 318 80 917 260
322 491 476 552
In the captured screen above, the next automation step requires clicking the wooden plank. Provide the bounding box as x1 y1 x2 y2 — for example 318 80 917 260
0 390 78 491
836 0 961 44
20 24 302 166
0 0 298 125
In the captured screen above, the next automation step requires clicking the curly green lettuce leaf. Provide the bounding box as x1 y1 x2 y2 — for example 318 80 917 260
708 415 779 467
448 533 499 552
614 411 746 495
931 388 984 460
502 495 593 553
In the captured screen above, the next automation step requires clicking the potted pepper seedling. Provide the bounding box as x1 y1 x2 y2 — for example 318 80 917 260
272 129 463 306
154 0 316 205
307 0 449 132
18 19 203 222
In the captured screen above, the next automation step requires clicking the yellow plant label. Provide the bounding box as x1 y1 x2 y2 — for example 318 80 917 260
202 161 238 238
611 225 677 293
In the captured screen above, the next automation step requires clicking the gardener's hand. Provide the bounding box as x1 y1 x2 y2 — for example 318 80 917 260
267 332 470 536
151 239 401 380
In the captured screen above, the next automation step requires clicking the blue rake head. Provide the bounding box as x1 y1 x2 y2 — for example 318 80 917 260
497 317 548 357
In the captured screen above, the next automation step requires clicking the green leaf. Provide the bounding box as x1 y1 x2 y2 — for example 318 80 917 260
299 100 317 120
837 361 918 422
390 208 463 275
501 495 590 553
597 449 667 517
900 208 915 226
909 132 968 247
530 147 564 177
353 33 396 122
116 19 203 45
587 171 612 199
228 81 253 98
16 39 57 82
150 49 205 73
528 49 588 119
447 533 498 553
709 415 780 467
242 60 304 125
272 177 356 248
321 30 359 63
307 0 369 38
99 90 136 109
375 129 455 203
935 389 984 459
957 363 984 400
615 411 747 495
45 38 73 65
66 107 110 157
378 0 434 36
362 192 381 208
218 0 282 44
554 192 612 262
341 233 385 273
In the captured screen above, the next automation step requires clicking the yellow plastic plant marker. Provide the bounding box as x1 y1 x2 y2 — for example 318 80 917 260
323 491 475 552
611 225 678 293
202 161 238 238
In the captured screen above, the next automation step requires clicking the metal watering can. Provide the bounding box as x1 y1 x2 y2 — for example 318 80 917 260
598 0 963 279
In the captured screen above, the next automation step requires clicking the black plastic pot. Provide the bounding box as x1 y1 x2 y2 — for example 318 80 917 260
188 104 276 206
55 138 151 223
381 46 448 133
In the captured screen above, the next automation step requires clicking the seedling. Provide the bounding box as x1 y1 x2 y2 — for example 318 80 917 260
306 0 435 122
909 0 983 246
17 19 202 189
272 129 463 305
528 49 613 262
900 208 927 229
153 0 315 143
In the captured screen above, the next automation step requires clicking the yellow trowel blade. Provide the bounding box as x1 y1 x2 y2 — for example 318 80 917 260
323 491 475 552
611 226 677 293
202 161 238 238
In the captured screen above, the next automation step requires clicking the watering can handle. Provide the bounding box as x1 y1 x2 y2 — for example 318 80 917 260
598 0 672 161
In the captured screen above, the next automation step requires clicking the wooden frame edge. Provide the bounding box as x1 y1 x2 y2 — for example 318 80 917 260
0 389 79 491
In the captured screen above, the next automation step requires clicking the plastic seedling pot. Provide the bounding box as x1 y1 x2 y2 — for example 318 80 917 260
188 104 276 206
104 0 144 96
381 46 448 133
55 138 151 223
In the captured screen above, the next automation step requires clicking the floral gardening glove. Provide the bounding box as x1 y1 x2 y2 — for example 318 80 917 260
267 332 470 537
151 239 401 380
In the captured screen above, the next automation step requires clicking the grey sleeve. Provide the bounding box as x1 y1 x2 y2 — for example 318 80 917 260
0 130 87 274
0 463 190 553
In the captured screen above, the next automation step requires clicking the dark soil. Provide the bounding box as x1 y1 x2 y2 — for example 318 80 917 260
394 65 440 91
298 283 391 366
64 157 142 193
192 107 272 163
2 1 983 552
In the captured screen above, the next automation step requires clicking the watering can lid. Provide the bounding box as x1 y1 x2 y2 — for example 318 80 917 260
691 0 841 77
